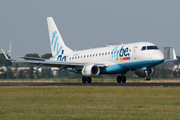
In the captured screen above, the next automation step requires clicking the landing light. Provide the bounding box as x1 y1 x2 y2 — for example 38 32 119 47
104 64 109 67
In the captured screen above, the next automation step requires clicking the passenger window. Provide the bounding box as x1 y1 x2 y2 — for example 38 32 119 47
141 46 146 51
84 55 86 58
72 57 74 60
105 52 107 55
108 52 110 55
99 53 101 56
102 53 104 55
69 57 71 60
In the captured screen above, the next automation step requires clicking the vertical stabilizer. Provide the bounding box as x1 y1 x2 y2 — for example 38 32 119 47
47 17 73 60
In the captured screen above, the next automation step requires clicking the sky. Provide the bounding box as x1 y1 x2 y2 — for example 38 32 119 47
0 0 180 59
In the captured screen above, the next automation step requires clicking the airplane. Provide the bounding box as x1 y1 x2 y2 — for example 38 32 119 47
1 17 177 83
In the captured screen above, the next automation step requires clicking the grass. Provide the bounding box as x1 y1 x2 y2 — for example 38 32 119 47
0 86 180 120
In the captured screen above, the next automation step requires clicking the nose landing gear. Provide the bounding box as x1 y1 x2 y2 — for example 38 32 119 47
145 76 150 81
145 71 150 81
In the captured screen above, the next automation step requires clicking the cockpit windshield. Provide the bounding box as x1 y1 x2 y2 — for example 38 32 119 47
147 46 159 50
141 46 159 51
141 46 146 51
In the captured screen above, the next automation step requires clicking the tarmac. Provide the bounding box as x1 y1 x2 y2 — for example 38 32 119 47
0 82 180 87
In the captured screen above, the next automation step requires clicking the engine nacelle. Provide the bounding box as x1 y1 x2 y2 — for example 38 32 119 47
82 64 100 77
135 67 153 77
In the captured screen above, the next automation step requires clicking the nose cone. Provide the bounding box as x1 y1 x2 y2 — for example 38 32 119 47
153 50 164 65
157 50 164 60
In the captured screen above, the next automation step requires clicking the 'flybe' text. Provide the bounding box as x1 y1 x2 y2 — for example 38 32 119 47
112 46 130 61
51 31 66 61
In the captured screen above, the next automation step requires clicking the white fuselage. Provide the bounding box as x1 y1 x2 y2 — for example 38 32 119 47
55 42 164 74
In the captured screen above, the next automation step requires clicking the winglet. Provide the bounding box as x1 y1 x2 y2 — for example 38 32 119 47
165 48 177 62
173 49 177 60
1 49 10 60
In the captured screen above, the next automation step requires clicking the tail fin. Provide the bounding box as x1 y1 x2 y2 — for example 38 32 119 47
47 17 73 60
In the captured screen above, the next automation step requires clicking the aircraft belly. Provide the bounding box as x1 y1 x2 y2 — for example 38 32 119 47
99 59 164 74
100 64 127 74
120 59 164 69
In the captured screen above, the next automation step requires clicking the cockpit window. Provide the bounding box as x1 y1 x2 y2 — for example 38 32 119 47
141 46 146 51
147 46 159 50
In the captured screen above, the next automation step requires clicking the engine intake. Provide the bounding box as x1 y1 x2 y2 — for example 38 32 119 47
82 64 100 77
135 67 153 77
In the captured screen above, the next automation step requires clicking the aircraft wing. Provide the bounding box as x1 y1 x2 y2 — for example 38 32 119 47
16 59 105 67
1 49 105 69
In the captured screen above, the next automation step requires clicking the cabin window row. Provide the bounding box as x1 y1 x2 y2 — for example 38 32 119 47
69 51 119 60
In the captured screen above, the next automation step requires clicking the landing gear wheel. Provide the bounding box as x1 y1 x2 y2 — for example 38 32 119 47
117 76 122 83
87 77 92 83
117 75 126 83
122 76 126 83
82 76 87 83
82 77 92 83
145 76 150 81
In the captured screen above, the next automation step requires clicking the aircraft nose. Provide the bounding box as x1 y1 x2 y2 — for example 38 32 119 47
157 51 164 60
153 50 164 64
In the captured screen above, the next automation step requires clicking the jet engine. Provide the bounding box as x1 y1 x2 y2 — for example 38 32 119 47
82 64 100 77
135 67 153 77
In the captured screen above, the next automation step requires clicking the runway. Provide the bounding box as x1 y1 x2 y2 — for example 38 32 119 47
0 82 180 86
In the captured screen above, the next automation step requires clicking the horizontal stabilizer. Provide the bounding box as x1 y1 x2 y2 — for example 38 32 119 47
1 49 15 61
18 56 45 61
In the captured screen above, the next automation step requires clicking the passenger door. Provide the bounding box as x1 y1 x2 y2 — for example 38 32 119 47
133 46 138 59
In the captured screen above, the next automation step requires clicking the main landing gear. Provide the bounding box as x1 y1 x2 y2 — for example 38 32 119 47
82 76 92 83
82 75 127 83
117 75 126 83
